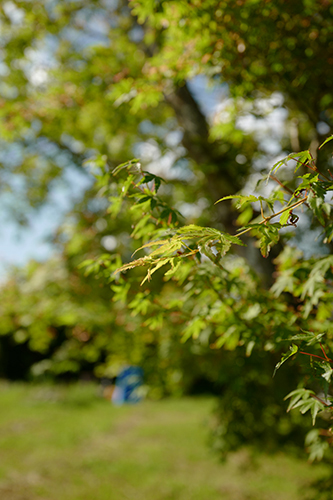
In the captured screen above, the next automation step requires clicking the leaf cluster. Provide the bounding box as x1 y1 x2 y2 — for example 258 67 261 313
81 140 333 460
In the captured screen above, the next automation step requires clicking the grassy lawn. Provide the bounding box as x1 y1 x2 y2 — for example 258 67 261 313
0 382 327 500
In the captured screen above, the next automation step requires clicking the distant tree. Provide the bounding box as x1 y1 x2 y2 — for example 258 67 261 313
0 0 332 210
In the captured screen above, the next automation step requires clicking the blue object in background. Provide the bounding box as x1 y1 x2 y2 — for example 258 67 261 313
112 366 144 405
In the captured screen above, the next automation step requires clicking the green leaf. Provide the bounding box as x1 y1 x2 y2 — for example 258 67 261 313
259 225 280 258
236 205 253 226
324 223 333 243
273 344 298 376
112 158 141 175
182 317 207 342
268 150 311 178
138 172 165 193
290 330 326 346
140 258 173 285
107 196 123 217
214 194 259 208
214 325 240 350
296 398 325 425
292 151 312 173
284 388 314 412
120 174 135 197
143 314 164 331
130 213 153 238
319 135 333 149
137 195 151 204
321 362 333 384
246 340 255 357
164 259 182 277
284 388 325 425
279 208 293 226
305 429 329 462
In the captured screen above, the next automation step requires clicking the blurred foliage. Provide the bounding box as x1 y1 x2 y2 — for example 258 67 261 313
8 192 261 410
0 0 332 208
0 197 225 397
0 1 333 487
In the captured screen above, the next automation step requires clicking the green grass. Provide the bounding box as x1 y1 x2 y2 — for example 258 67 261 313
0 382 328 500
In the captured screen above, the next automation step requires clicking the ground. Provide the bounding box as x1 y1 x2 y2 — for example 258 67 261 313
0 382 327 500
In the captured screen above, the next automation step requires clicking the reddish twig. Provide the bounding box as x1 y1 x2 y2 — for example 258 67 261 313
299 351 331 362
320 343 332 362
311 394 332 408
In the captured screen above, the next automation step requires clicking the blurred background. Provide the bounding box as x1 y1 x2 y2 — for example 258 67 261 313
0 1 333 498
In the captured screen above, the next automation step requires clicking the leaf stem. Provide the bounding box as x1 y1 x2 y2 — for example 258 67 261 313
299 351 331 362
310 394 332 407
260 200 264 218
320 343 332 362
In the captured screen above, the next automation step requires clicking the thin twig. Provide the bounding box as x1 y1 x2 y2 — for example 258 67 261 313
270 175 294 195
320 343 332 362
299 351 331 362
311 394 332 407
236 196 308 237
